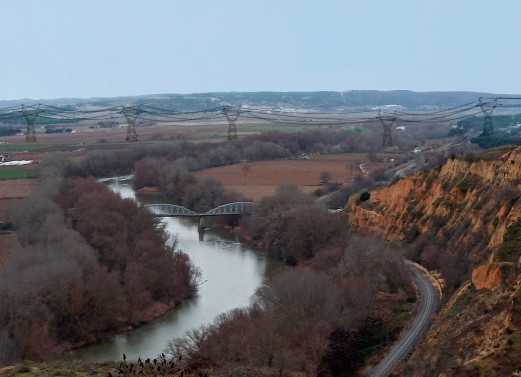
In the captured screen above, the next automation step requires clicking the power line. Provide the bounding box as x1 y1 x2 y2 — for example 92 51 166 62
2 97 521 143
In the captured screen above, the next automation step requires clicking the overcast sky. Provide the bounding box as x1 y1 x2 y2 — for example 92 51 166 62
1 1 519 99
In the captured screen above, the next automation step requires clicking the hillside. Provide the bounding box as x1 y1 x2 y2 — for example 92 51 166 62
347 146 521 376
0 90 515 112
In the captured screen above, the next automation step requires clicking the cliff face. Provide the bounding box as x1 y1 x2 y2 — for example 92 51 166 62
349 147 521 270
401 278 521 377
347 146 521 376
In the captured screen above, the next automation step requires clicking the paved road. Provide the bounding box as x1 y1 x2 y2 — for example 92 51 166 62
368 263 438 377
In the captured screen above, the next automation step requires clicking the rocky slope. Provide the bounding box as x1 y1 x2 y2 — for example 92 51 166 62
347 146 521 376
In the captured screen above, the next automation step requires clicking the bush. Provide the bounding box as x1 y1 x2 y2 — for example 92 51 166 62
498 221 521 264
359 191 371 202
243 141 291 161
457 174 481 193
0 177 199 362
243 185 346 261
165 234 412 376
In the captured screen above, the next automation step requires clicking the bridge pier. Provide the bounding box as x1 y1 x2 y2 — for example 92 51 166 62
197 216 207 241
197 217 205 240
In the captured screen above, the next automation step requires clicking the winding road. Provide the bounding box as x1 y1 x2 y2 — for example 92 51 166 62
369 263 438 377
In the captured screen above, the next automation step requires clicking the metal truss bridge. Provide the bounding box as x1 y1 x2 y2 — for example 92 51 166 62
144 202 254 218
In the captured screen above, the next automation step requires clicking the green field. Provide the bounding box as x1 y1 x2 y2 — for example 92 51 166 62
0 167 38 180
0 143 46 152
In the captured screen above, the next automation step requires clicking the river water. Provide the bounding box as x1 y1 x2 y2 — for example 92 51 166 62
77 181 266 362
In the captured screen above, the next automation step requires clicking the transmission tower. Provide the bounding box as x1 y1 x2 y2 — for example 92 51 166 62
378 109 396 148
122 105 141 142
223 106 240 141
21 105 41 143
478 97 497 136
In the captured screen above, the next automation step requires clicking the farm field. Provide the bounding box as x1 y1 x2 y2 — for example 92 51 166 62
195 153 389 200
0 119 360 147
0 166 38 180
0 232 19 266
0 179 36 199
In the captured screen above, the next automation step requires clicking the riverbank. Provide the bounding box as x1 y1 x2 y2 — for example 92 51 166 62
77 180 417 375
0 361 117 377
0 176 199 365
75 182 266 363
65 300 180 355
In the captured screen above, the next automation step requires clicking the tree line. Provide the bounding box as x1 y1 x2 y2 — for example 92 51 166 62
0 174 199 364
59 128 391 179
142 186 413 376
133 158 246 213
165 226 414 376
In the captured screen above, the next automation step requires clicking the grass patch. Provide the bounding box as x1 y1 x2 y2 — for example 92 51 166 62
0 143 46 152
457 174 481 193
0 167 38 180
497 221 521 263
0 361 117 377
446 286 474 319
391 302 414 326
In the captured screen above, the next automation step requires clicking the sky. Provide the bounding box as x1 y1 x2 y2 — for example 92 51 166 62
0 1 519 99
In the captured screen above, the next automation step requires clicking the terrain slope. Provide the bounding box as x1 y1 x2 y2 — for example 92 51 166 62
348 146 521 376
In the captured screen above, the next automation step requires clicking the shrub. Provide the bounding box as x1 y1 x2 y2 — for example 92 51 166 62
498 221 521 264
457 174 481 193
359 191 371 202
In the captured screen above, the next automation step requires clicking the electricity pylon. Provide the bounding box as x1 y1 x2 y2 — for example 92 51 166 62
478 97 497 136
378 109 396 148
122 105 141 142
21 104 41 143
223 106 240 141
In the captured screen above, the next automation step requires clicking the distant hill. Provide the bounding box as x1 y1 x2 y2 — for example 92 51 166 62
1 90 519 111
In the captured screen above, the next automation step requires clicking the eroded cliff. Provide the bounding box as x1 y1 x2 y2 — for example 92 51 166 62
347 146 521 376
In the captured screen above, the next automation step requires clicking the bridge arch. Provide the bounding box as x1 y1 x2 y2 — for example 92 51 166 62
144 202 255 217
204 202 254 216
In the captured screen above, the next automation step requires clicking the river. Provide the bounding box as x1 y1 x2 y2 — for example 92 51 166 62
77 181 267 362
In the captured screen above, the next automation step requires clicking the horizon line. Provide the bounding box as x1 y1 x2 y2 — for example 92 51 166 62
1 88 518 103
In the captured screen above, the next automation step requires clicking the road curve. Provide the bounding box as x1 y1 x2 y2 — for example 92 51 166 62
368 263 438 377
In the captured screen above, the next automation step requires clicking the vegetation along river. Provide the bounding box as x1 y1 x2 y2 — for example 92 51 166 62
78 181 266 362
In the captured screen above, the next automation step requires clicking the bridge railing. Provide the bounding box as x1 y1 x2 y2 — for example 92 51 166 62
143 204 199 217
205 202 254 216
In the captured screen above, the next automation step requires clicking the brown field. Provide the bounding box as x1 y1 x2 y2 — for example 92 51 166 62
0 119 269 146
196 154 388 200
0 117 346 147
0 232 19 266
0 179 36 200
0 199 15 221
1 124 193 145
